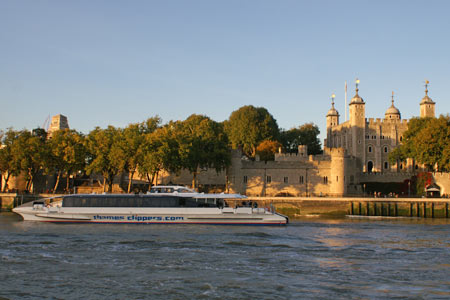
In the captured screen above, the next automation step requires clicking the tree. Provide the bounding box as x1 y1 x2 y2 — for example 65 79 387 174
120 117 161 193
256 140 282 161
389 116 450 171
178 115 231 189
10 130 48 192
280 123 322 155
47 129 86 193
224 105 280 157
85 126 123 192
138 121 180 189
120 123 145 193
0 129 22 192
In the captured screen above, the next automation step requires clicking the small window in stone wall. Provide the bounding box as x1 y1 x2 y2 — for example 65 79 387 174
384 146 388 153
299 176 304 184
336 176 339 182
384 162 389 169
266 176 272 183
368 146 372 153
323 176 328 184
243 176 248 184
284 177 288 183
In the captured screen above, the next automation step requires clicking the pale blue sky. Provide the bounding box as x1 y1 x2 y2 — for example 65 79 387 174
1 0 449 143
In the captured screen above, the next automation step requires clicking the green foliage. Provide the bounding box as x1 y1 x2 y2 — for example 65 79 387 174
138 121 181 189
280 123 322 154
86 126 123 192
256 140 282 161
11 130 48 192
224 105 280 157
0 129 22 191
390 116 450 171
47 129 86 192
177 114 231 188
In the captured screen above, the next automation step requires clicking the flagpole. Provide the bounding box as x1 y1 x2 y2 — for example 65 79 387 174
345 81 348 121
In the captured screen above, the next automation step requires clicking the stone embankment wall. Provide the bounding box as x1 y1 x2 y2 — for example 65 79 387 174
245 196 450 218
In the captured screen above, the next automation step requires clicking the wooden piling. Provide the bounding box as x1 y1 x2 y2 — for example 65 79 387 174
350 202 354 215
366 202 370 216
409 203 413 217
387 203 391 216
416 202 420 217
394 203 398 217
423 203 427 218
374 203 377 216
359 202 362 215
446 203 449 218
431 203 434 218
381 203 384 216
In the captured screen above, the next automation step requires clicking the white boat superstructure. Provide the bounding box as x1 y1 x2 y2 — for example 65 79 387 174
12 186 288 225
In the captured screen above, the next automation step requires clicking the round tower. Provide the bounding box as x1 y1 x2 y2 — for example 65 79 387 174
326 94 340 128
348 79 366 171
349 79 365 127
326 94 340 148
420 80 435 118
330 148 346 196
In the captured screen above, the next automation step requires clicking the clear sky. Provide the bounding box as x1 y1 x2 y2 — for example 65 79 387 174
1 0 450 143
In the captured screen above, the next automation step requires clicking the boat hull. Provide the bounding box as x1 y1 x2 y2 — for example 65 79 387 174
13 207 288 225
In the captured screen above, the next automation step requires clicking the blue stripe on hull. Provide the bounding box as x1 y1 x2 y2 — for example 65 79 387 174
41 220 287 226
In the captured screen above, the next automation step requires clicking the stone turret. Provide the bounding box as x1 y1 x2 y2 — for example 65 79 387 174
329 148 346 196
420 81 435 118
326 95 339 148
348 79 366 171
385 91 401 121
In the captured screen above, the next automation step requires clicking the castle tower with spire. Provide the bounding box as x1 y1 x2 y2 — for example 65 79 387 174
420 80 436 118
326 94 339 147
325 79 434 174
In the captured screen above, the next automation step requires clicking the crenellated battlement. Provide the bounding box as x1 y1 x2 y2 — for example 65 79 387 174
274 152 308 161
363 117 410 127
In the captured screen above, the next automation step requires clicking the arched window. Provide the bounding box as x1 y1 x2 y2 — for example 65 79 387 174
367 161 374 173
384 146 388 153
368 146 372 153
384 162 389 169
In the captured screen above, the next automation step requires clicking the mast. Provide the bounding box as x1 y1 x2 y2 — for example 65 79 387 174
345 81 348 121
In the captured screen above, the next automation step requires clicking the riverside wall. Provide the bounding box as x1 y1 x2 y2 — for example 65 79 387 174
245 196 450 218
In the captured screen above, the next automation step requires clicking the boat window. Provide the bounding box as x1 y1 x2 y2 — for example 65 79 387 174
63 196 182 208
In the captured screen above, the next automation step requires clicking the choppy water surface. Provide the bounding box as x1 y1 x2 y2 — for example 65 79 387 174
1 213 449 299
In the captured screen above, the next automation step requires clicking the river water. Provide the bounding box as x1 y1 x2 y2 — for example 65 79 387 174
1 213 449 300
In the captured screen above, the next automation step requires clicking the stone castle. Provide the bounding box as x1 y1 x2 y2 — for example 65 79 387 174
165 80 443 197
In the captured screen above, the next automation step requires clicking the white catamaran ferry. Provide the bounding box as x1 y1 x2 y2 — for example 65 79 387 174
13 186 288 225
